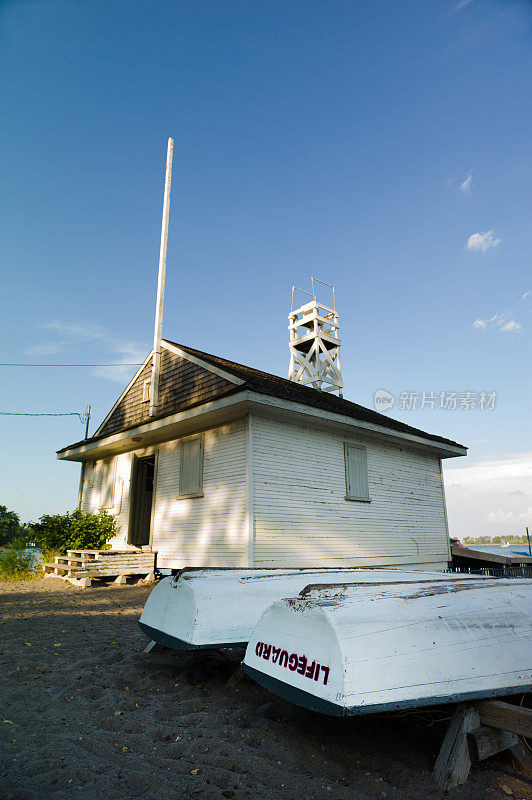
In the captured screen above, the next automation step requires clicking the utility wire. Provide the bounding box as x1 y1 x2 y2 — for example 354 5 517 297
0 412 85 422
0 362 142 367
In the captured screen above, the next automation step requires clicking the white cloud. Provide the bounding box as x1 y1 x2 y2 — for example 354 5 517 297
26 320 147 382
44 321 105 341
24 342 64 356
460 172 472 195
500 320 522 333
486 507 532 524
444 452 532 539
466 230 501 253
472 310 523 334
522 291 531 301
93 342 148 383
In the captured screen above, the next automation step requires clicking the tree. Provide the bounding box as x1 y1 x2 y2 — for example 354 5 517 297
0 506 22 547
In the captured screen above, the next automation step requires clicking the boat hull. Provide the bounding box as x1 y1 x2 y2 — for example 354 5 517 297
243 577 532 716
139 567 473 650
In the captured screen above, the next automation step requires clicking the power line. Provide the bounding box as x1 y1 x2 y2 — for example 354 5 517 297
0 362 142 367
0 411 85 422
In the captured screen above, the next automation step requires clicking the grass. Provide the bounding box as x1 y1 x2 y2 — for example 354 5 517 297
0 539 42 581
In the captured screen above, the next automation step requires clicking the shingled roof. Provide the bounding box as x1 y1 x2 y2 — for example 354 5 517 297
58 339 466 453
170 341 465 450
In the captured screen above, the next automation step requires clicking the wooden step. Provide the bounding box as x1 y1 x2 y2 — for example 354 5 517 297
67 549 152 557
43 563 90 577
55 556 89 564
43 563 153 578
57 555 153 565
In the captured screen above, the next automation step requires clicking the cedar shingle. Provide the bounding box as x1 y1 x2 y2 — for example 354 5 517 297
58 339 465 452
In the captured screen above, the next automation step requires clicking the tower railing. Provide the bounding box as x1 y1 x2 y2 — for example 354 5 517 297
288 279 343 396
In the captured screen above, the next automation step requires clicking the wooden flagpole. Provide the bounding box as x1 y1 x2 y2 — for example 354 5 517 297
149 137 174 417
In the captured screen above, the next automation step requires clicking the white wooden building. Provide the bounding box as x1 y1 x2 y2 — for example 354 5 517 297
57 339 466 570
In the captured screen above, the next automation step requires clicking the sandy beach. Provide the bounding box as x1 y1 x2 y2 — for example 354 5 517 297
0 578 529 800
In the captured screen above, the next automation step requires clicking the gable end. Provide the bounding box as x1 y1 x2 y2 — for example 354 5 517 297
96 348 239 438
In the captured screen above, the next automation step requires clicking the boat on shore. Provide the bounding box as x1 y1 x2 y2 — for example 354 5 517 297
139 567 474 650
242 576 532 716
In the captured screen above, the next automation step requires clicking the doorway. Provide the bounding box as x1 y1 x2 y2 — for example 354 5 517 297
129 454 156 547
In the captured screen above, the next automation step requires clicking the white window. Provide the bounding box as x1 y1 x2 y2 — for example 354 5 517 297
178 435 204 498
344 443 370 502
100 459 116 508
142 378 152 403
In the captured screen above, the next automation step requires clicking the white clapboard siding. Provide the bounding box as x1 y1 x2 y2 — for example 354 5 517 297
251 415 449 568
79 462 95 514
153 418 249 567
79 454 132 548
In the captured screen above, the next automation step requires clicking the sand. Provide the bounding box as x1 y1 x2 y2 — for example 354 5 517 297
0 578 529 800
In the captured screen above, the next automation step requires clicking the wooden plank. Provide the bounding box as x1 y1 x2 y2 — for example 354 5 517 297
468 726 518 761
98 559 154 565
474 700 532 739
451 544 532 565
55 556 88 563
96 559 154 565
99 555 154 561
81 567 152 577
433 705 480 790
507 737 532 777
42 563 89 575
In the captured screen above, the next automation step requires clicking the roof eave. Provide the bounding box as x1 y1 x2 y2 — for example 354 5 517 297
57 389 467 462
245 392 467 458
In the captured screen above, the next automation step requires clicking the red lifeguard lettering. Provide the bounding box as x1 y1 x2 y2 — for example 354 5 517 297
305 660 317 680
253 640 331 686
296 655 307 675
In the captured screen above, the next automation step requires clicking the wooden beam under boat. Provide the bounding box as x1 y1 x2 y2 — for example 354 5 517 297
138 567 485 651
242 576 532 716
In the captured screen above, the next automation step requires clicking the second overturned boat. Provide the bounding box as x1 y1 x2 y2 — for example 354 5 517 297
242 575 532 716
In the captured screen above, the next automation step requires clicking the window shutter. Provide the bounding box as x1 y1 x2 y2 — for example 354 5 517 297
100 459 116 508
344 443 370 501
179 436 204 497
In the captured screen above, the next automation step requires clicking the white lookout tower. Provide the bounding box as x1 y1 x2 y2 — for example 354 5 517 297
288 278 343 397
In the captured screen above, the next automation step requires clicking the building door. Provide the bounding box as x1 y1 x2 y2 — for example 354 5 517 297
129 454 156 547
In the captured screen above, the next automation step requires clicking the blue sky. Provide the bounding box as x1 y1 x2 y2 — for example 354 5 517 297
1 0 531 537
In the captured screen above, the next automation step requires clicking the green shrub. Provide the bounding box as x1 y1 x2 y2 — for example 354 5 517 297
0 536 39 581
29 510 118 553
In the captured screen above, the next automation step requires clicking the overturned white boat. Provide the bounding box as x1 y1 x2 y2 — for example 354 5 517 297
139 567 469 650
242 576 532 716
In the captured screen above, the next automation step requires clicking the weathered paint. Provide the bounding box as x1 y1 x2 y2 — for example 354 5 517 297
153 419 248 567
79 410 454 569
79 453 132 548
243 577 532 716
252 413 450 568
138 568 479 650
